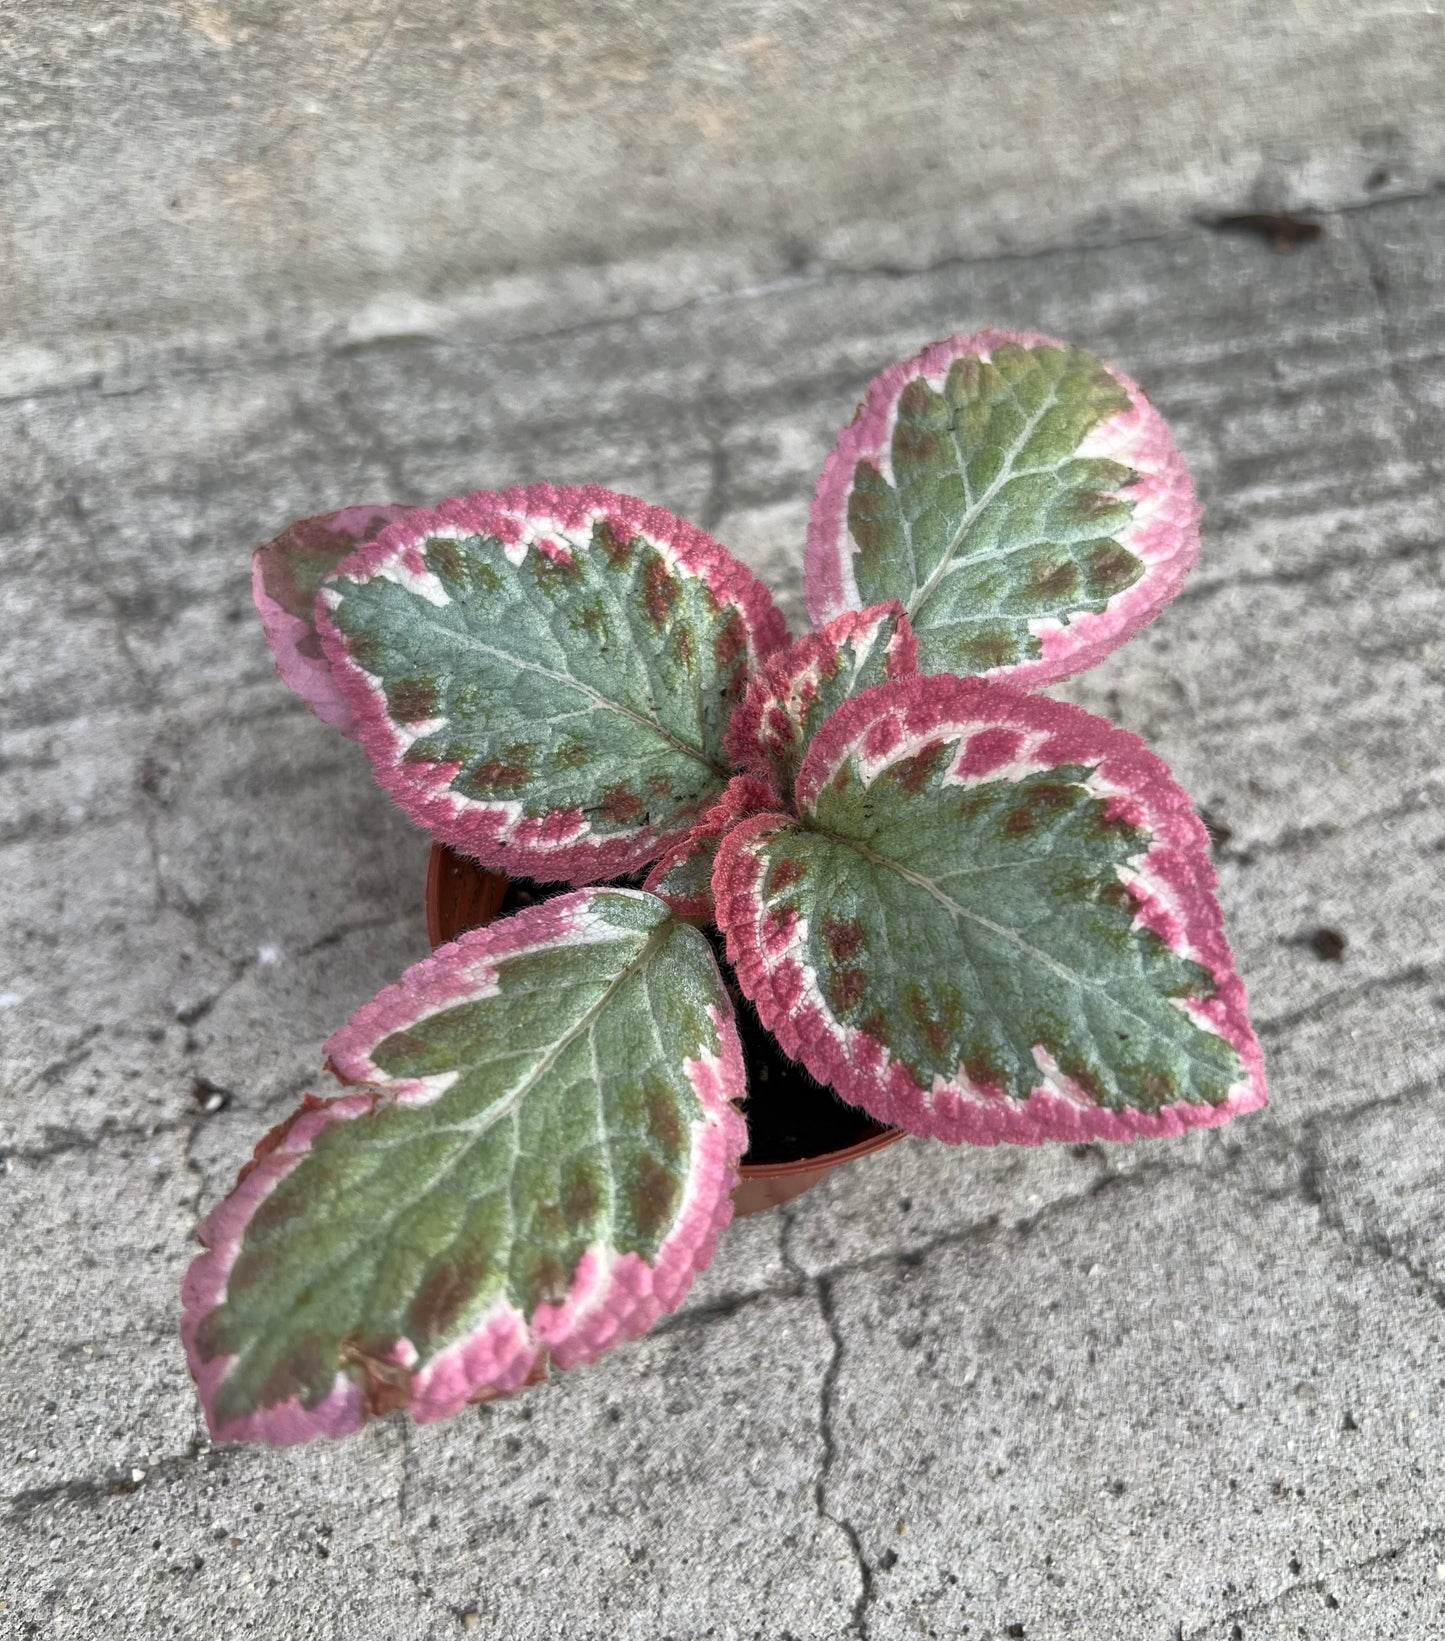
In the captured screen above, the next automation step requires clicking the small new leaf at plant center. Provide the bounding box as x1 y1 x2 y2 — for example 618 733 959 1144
181 889 747 1445
318 485 788 882
645 774 779 922
713 677 1265 1145
805 331 1200 688
725 602 918 800
252 504 409 735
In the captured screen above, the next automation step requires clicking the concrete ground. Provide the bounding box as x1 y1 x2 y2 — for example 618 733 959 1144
3 189 1445 1638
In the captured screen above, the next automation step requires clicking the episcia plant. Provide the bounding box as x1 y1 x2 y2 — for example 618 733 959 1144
184 330 1266 1445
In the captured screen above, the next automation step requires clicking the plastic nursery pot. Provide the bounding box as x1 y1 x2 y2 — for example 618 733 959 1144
424 843 905 1218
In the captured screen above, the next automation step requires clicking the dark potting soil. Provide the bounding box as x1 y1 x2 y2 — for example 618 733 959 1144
498 879 885 1167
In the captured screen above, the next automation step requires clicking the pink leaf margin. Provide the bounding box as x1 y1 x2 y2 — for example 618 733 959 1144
180 1089 385 1446
181 890 748 1445
723 601 918 787
314 484 790 883
804 330 1202 690
324 887 629 1102
714 676 1266 1147
251 504 410 737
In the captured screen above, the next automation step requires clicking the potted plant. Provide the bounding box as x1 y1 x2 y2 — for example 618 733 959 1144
183 330 1266 1446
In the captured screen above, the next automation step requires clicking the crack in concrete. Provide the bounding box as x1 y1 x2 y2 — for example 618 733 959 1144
813 1274 877 1641
11 1023 106 1098
386 1420 475 1632
779 1205 876 1640
171 954 258 1027
295 911 411 959
0 1114 189 1166
1233 788 1438 865
1298 1126 1445 1314
659 1067 1445 1346
166 902 409 1033
1255 957 1445 1041
181 1098 211 1244
1181 1523 1444 1639
696 381 735 538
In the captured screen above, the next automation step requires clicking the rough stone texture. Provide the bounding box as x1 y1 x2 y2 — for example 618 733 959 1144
4 2 1445 397
4 189 1445 1636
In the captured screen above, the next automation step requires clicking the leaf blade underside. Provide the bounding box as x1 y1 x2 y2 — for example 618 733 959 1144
805 331 1200 689
713 678 1265 1146
318 485 789 881
252 504 410 735
181 889 747 1446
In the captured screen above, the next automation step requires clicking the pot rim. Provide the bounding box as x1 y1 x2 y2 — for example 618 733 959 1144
423 842 906 1181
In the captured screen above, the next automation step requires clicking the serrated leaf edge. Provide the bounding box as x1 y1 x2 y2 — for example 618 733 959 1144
180 1088 388 1446
182 889 748 1445
315 484 790 882
714 677 1266 1146
804 329 1201 689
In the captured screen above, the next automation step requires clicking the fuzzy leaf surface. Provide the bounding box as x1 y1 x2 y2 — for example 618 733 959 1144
805 331 1200 688
252 504 409 734
725 603 917 800
714 678 1265 1145
318 485 788 881
181 889 746 1445
644 775 778 922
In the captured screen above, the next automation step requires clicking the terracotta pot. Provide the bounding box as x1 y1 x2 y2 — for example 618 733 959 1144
424 844 904 1217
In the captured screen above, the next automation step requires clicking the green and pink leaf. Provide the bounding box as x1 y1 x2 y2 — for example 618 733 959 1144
182 889 747 1445
714 678 1264 1146
805 331 1200 688
252 505 410 735
725 602 917 798
317 485 788 881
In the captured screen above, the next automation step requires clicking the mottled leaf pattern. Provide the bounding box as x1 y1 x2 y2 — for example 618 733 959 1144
806 331 1200 688
725 603 918 800
181 890 746 1445
714 678 1265 1145
644 775 778 922
318 486 789 882
252 504 409 734
209 334 1266 1450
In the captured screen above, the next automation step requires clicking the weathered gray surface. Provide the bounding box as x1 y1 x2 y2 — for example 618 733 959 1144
3 191 1445 1637
4 1 1445 398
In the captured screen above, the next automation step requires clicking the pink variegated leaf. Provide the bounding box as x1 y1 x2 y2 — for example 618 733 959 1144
724 602 918 799
181 889 746 1446
644 774 778 922
806 331 1201 688
317 485 789 882
714 677 1265 1147
252 505 410 735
